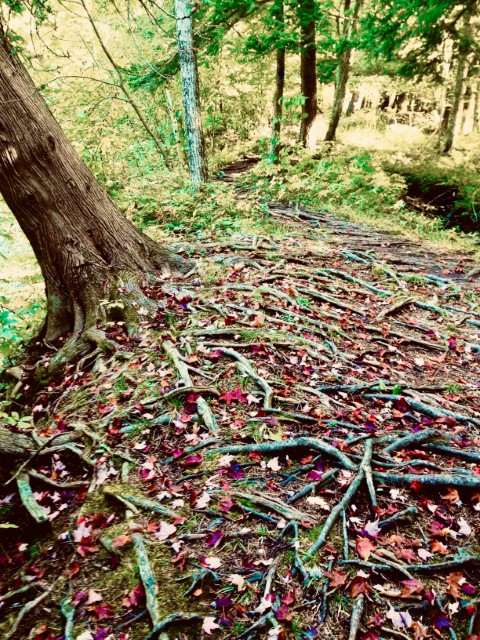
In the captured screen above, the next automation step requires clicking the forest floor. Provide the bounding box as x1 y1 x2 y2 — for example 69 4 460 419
2 159 480 640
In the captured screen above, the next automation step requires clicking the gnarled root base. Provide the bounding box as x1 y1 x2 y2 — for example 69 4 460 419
38 251 194 377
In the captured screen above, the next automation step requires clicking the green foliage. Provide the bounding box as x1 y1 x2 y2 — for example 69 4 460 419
0 410 33 428
0 301 42 359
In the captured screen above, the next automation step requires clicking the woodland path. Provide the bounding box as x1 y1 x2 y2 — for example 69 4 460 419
219 155 477 287
2 159 480 640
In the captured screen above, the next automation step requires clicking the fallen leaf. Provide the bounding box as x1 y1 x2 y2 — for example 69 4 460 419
324 569 348 588
204 556 222 569
356 537 376 560
386 608 413 629
203 616 220 635
111 534 132 548
266 457 281 471
154 522 177 542
306 496 330 511
195 492 211 509
87 589 103 604
229 574 246 591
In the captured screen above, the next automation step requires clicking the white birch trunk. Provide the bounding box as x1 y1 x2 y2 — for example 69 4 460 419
175 0 208 187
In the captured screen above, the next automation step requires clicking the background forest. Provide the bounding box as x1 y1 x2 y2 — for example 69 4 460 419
1 0 480 356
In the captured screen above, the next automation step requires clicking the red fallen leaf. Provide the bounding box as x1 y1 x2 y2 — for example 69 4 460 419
446 572 464 598
146 521 160 533
400 579 425 597
249 451 262 462
97 402 116 415
76 544 99 558
361 633 379 640
431 540 449 555
409 480 423 492
219 387 248 405
448 337 457 350
350 576 370 598
122 583 145 608
441 488 461 504
394 548 417 564
356 537 376 560
219 496 235 513
205 531 224 548
463 583 476 596
281 588 296 605
274 604 293 621
325 569 348 588
251 313 266 327
94 603 115 620
182 454 203 466
432 609 452 630
111 534 132 549
171 551 187 570
64 561 80 578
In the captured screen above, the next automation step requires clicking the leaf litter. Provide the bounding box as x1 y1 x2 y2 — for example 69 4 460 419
2 195 480 640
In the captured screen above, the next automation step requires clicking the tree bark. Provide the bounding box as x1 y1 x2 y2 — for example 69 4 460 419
474 78 480 133
0 37 190 367
298 0 317 148
324 0 362 142
270 0 286 161
437 37 453 147
443 9 473 153
175 0 208 187
463 83 476 134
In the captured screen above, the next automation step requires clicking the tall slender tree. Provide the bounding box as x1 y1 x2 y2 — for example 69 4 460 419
324 0 363 142
443 5 475 153
297 0 318 148
175 0 208 186
270 0 286 160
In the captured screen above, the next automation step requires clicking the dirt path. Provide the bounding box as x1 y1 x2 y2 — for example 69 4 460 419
220 155 478 287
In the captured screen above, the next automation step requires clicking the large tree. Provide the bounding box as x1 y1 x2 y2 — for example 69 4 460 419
0 33 191 372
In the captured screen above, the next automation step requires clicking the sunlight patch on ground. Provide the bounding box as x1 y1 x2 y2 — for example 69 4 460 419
340 124 428 150
0 211 43 310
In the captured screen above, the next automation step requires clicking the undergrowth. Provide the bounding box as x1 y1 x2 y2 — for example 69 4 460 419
243 143 480 258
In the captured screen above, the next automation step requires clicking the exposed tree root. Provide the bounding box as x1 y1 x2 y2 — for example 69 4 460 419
4 213 480 640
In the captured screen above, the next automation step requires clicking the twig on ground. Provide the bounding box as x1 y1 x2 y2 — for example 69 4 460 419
105 489 179 518
232 490 316 524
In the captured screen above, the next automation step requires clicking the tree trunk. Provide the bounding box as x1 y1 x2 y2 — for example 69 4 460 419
0 38 190 370
298 0 317 148
270 0 286 161
474 78 480 133
324 0 362 142
463 83 476 134
443 10 473 153
175 0 208 187
437 38 453 147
